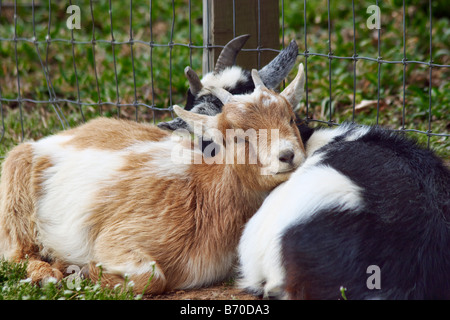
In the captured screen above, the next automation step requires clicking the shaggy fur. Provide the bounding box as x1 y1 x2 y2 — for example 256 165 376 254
0 67 306 294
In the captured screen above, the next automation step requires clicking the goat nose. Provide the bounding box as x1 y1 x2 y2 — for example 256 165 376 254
279 150 295 164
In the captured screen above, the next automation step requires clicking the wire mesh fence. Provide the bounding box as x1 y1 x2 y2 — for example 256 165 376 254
301 0 449 144
0 0 449 159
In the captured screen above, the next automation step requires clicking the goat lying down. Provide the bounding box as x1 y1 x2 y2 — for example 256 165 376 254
0 65 306 294
148 36 450 300
158 36 316 161
158 34 299 132
238 123 450 299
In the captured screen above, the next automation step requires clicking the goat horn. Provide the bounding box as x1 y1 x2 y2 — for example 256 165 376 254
214 34 250 74
257 40 298 89
209 87 233 105
185 66 203 96
251 69 267 90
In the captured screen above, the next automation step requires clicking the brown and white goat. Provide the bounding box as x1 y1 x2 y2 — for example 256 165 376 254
0 65 306 294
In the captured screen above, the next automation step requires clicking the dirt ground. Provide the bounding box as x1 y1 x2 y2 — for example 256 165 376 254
144 282 259 300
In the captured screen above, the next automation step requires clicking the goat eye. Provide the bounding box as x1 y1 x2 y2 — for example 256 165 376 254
290 118 295 125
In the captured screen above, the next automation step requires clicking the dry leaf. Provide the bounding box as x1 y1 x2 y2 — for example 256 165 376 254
355 100 379 111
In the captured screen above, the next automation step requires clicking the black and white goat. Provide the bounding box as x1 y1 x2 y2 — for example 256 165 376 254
158 34 299 133
238 123 450 300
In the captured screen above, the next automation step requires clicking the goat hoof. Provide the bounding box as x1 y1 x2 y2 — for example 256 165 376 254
263 286 284 300
27 260 64 285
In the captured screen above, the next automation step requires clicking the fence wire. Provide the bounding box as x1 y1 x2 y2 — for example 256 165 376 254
301 0 449 142
0 0 449 159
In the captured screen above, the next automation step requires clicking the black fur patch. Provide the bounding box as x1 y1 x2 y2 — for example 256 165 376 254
294 118 315 146
281 127 450 299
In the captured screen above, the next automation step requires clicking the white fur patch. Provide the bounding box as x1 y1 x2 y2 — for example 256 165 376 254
199 66 247 96
305 126 346 157
305 124 370 157
344 125 371 142
105 260 161 277
238 181 288 295
238 157 363 296
126 136 191 179
32 135 126 265
31 134 193 265
261 90 280 107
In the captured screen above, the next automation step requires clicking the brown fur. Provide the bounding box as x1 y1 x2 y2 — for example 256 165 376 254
0 143 38 260
0 144 63 283
0 87 304 293
61 117 170 150
224 89 304 152
85 149 267 293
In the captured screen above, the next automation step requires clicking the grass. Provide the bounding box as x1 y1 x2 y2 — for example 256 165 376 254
285 0 449 158
0 258 154 300
0 1 448 300
0 0 448 159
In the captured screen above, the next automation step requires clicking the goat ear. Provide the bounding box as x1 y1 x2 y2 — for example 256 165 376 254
280 63 305 108
173 105 220 141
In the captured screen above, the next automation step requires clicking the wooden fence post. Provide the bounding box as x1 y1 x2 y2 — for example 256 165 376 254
202 0 280 75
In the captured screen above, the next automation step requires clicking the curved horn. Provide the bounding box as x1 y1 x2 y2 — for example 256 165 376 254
251 69 267 90
184 66 203 96
258 40 298 89
214 34 250 74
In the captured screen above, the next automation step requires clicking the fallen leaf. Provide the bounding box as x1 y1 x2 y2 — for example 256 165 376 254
355 99 379 111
